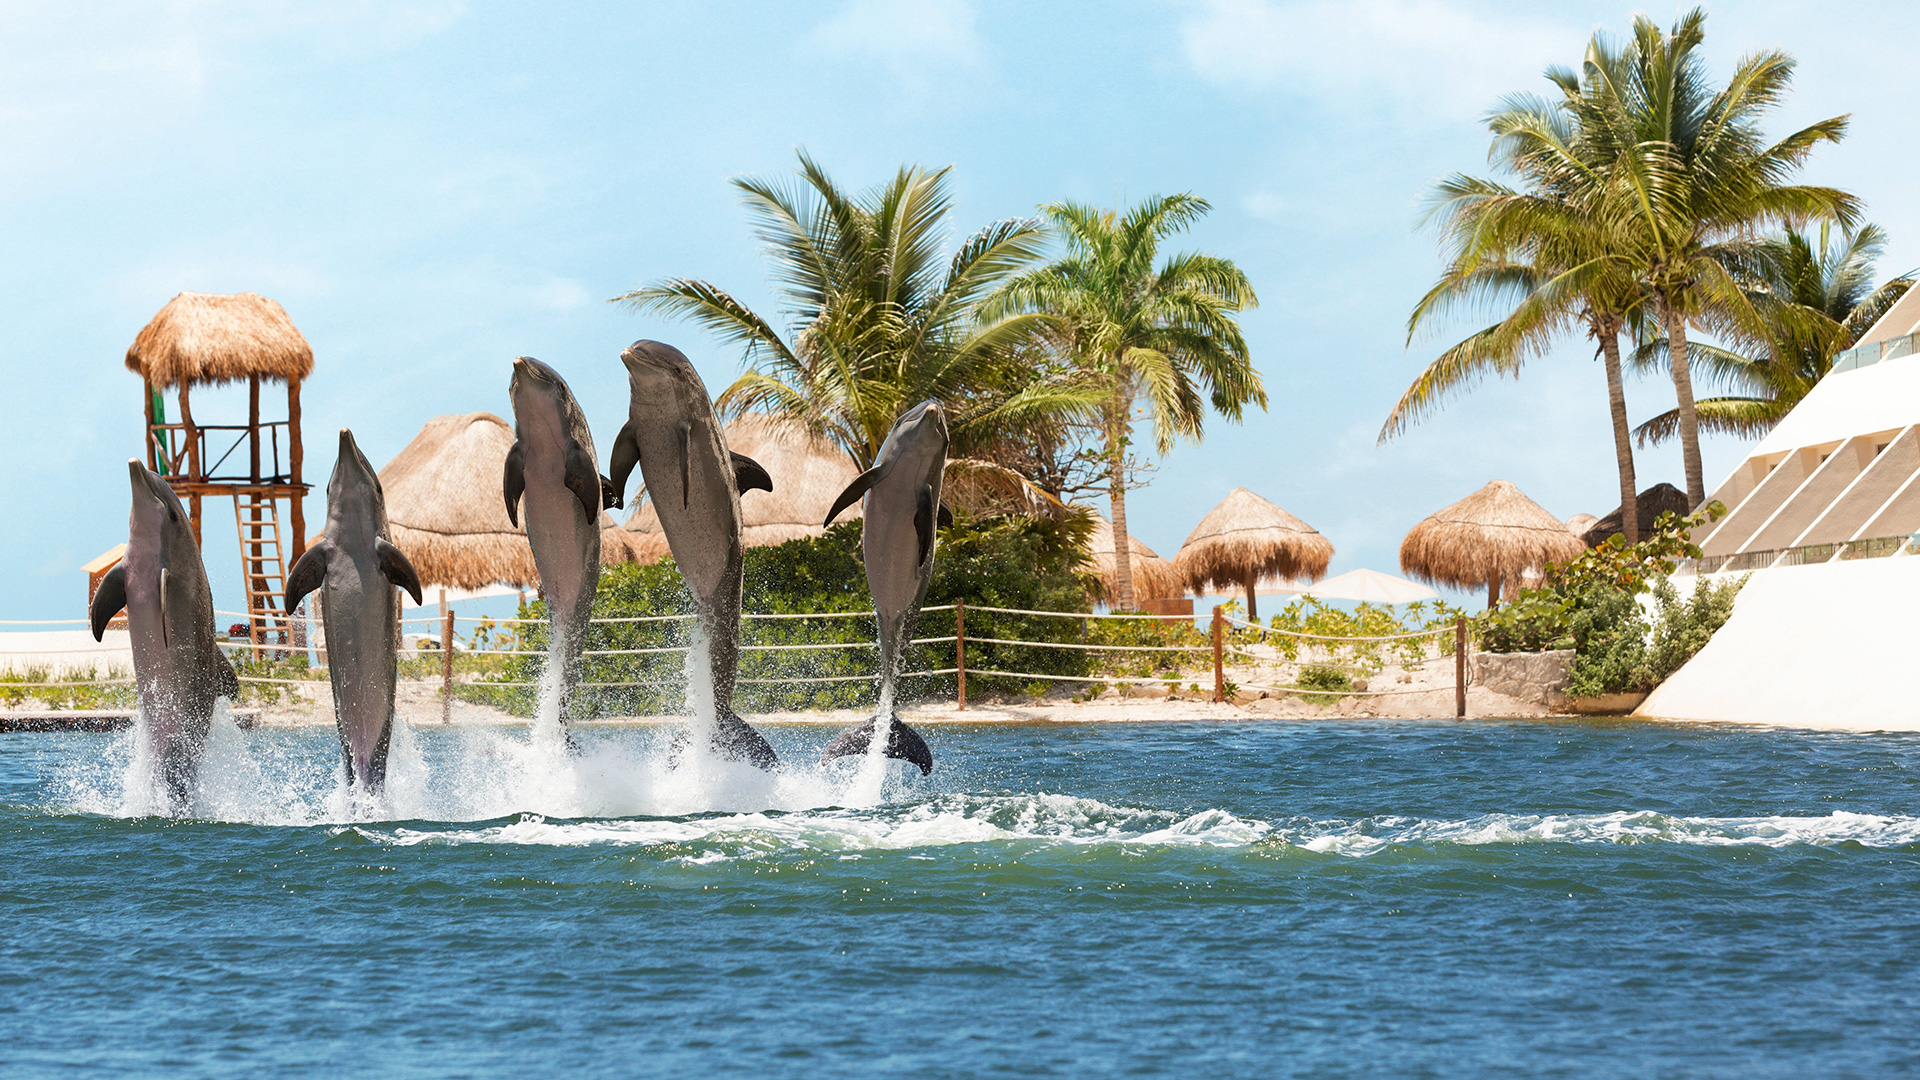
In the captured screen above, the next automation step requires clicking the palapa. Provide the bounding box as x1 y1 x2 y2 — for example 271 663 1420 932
1580 482 1690 548
1172 488 1333 619
1399 479 1584 607
378 412 646 591
1086 511 1181 604
622 414 863 551
126 291 314 389
1565 513 1599 538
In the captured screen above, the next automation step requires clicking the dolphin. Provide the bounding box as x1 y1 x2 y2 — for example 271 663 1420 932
90 461 241 812
607 340 778 769
284 429 424 792
505 356 618 722
820 400 948 774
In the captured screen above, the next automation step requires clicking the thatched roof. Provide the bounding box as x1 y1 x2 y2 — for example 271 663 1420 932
1565 513 1599 537
126 291 314 389
377 412 646 590
1581 482 1690 547
1172 488 1334 594
1399 480 1585 589
624 414 865 550
1086 511 1182 601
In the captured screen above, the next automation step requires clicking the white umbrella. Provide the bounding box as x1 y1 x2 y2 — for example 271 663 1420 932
1257 568 1437 605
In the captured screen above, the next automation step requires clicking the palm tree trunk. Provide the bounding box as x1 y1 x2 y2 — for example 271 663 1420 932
1109 402 1136 612
1661 297 1707 508
1598 331 1640 545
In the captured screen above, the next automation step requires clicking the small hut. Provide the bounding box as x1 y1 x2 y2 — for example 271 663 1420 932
1580 482 1690 547
624 414 863 552
1400 480 1585 608
1086 511 1181 605
1172 488 1333 619
378 412 645 592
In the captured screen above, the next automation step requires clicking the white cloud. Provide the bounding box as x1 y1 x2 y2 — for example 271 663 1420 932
1178 0 1578 120
809 0 982 84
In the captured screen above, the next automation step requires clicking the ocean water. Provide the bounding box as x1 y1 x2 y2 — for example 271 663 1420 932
3 716 1918 1078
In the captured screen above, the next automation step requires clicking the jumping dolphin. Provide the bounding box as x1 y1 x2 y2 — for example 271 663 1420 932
505 356 617 721
90 461 241 811
607 340 778 769
284 429 424 792
820 400 948 774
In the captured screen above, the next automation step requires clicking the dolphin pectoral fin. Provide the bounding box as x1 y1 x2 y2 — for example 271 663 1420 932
608 420 641 506
730 452 773 495
158 567 169 649
375 538 425 606
679 422 691 509
89 564 127 642
937 502 953 529
216 650 240 702
503 441 526 527
822 716 933 775
914 486 935 565
283 541 330 615
563 447 602 521
600 474 620 510
825 466 883 526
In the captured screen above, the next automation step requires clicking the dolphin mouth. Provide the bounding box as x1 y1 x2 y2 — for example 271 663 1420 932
620 340 694 376
512 355 558 384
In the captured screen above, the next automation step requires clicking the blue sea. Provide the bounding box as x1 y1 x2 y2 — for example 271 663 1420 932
3 716 1917 1078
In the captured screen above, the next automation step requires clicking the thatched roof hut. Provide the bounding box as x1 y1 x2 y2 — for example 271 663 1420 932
1086 511 1181 604
378 412 646 590
1581 482 1690 547
1565 513 1599 538
1399 480 1584 607
624 414 864 551
125 291 314 389
1172 488 1333 619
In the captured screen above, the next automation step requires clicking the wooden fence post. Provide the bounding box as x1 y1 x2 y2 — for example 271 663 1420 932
1212 605 1225 704
442 606 455 724
955 599 966 711
1455 616 1467 719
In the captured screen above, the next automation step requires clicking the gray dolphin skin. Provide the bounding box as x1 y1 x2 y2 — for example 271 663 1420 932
607 340 778 769
90 461 241 811
505 356 616 721
283 429 424 792
820 400 948 775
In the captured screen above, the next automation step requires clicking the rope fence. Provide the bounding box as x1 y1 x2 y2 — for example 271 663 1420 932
7 601 1479 718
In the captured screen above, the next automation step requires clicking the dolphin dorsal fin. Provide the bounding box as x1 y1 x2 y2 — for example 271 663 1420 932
89 563 127 642
376 538 424 606
914 485 935 565
503 441 526 528
825 465 884 526
283 540 331 617
731 452 772 495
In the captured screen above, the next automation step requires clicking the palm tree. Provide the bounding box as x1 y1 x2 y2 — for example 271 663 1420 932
1384 64 1651 543
1574 8 1856 507
618 151 1098 473
1632 223 1912 446
987 195 1263 610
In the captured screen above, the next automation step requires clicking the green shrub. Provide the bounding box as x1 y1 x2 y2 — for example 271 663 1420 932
1292 664 1352 704
1476 592 1572 653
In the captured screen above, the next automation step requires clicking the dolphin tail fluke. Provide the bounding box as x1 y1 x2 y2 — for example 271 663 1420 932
665 710 780 771
823 715 933 775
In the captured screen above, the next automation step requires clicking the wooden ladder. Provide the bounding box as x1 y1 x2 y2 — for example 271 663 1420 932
232 493 289 650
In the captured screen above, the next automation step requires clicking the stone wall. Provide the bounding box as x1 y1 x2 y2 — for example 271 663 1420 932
1472 649 1573 708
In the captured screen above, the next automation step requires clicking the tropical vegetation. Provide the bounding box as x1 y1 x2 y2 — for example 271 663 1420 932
1386 7 1862 527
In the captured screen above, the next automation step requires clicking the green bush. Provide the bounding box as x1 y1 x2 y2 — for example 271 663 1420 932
1476 592 1572 653
1292 664 1352 704
463 514 1105 718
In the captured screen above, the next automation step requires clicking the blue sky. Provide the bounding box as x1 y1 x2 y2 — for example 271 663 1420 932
5 0 1917 619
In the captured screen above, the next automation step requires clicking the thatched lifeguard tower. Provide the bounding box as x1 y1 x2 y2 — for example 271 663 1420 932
1172 488 1333 619
126 291 313 645
378 412 647 596
1400 480 1585 608
623 414 862 552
